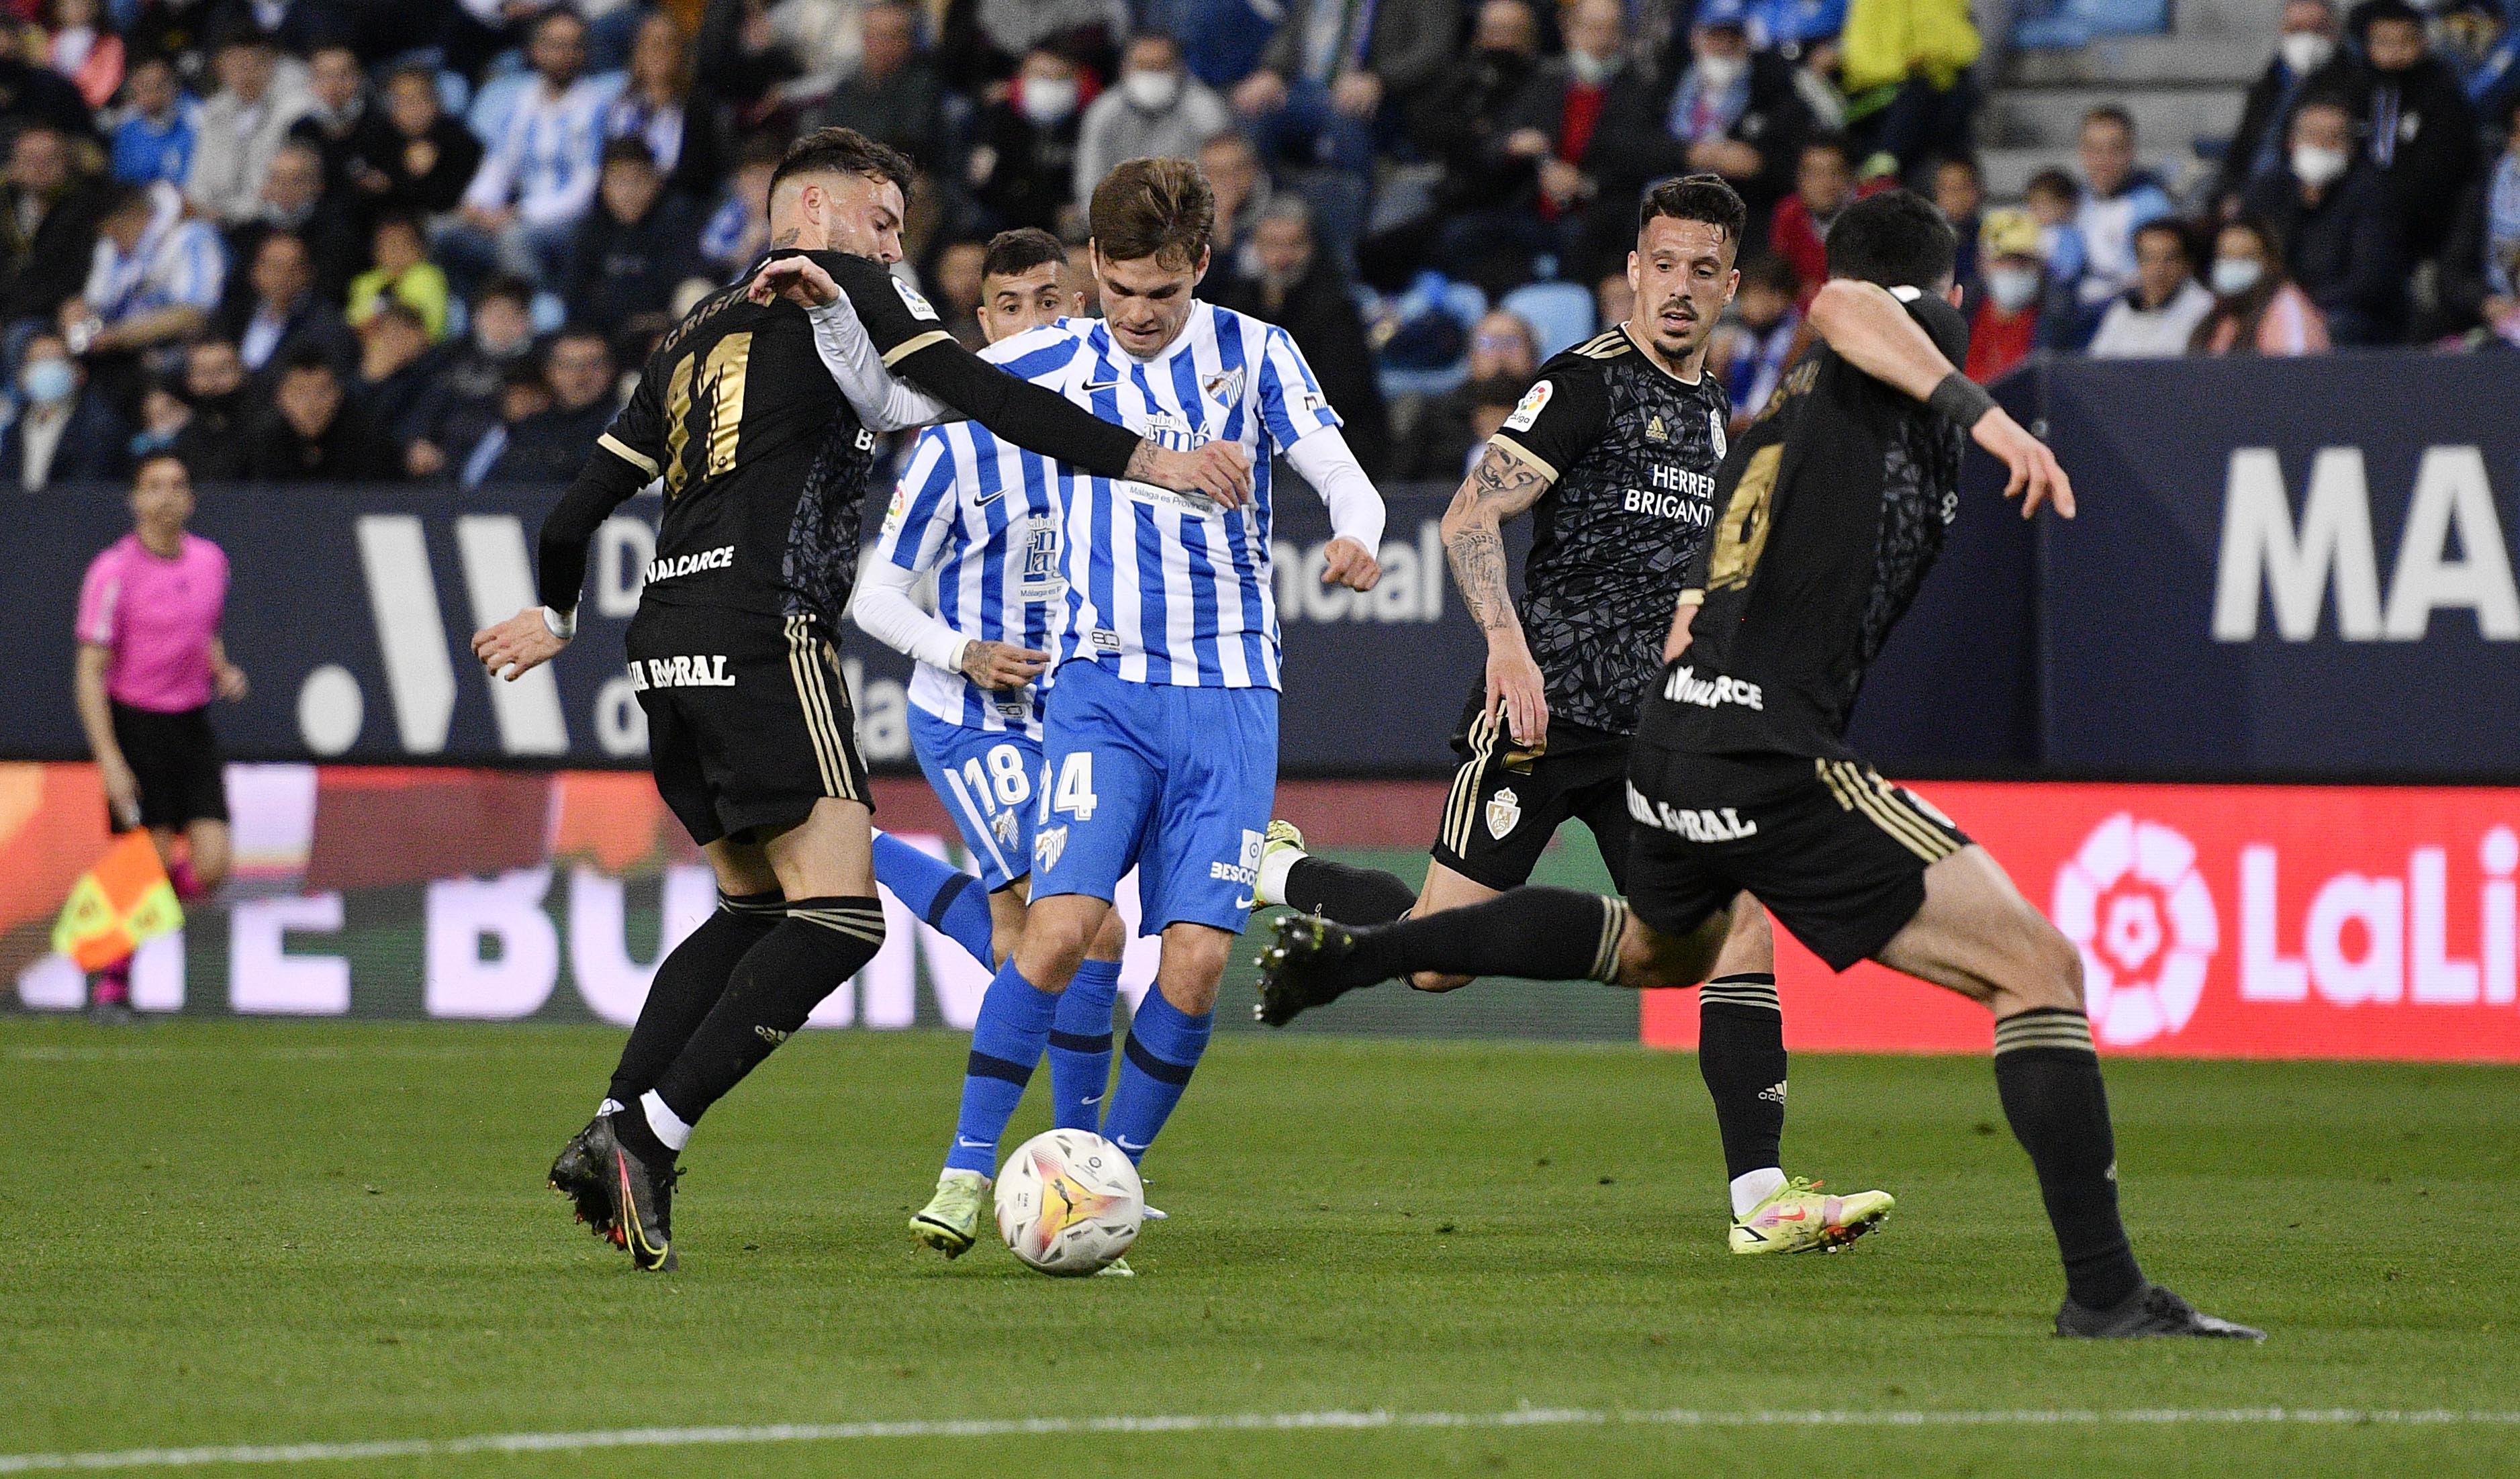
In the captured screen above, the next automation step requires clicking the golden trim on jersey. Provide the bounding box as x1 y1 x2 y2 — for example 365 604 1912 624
784 616 866 803
880 330 954 367
1485 433 1557 484
1814 760 1957 863
597 432 658 477
1441 708 1503 857
1569 326 1633 360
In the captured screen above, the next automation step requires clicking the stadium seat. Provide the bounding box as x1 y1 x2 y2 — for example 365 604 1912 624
1500 282 1598 361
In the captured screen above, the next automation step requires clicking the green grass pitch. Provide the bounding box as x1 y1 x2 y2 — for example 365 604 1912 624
5 1015 2517 1476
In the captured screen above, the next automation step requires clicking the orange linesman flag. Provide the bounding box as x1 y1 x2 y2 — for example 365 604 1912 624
51 831 184 970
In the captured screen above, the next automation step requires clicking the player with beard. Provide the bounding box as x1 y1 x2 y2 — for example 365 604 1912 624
1251 175 1887 1252
1256 191 2263 1339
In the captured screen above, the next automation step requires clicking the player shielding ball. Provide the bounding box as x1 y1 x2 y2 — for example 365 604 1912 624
471 129 1248 1272
1253 177 1885 1253
1258 191 2262 1339
849 227 1138 1162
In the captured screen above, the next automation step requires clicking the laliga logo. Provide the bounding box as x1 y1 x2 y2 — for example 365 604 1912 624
2051 814 2221 1046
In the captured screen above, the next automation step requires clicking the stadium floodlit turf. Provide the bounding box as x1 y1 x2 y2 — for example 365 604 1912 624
4 1018 2517 1476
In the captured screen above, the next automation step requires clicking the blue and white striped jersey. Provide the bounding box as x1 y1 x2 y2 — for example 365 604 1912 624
1041 301 1342 689
869 324 1081 737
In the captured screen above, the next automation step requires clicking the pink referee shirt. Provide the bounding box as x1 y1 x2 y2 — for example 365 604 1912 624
75 532 229 712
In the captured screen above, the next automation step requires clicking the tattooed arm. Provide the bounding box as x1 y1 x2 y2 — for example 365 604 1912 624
1442 440 1555 745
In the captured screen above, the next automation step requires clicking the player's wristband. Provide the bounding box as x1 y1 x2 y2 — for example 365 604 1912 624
1926 372 1997 429
541 605 577 640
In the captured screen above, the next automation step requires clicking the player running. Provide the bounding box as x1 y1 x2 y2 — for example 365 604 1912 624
896 158 1389 1259
471 129 1248 1272
849 227 1137 1163
73 452 248 1023
1256 191 2262 1339
1252 177 1885 1253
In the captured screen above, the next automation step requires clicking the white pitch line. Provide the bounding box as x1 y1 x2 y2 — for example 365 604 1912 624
5 1406 2518 1472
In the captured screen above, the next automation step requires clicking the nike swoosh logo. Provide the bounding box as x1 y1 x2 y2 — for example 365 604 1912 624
1774 1208 1807 1221
1115 1136 1146 1151
1082 1095 1103 1106
955 1137 990 1149
1234 896 1254 910
1082 379 1121 391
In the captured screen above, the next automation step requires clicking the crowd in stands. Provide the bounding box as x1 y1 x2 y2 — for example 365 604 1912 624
0 0 2512 491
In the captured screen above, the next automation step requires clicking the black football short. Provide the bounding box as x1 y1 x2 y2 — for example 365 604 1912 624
1430 711 1636 892
107 702 227 833
1621 747 1972 971
627 604 868 847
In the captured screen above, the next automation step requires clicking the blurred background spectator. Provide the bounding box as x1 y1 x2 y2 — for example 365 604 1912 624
2243 93 2409 344
2194 215 2332 354
2088 217 2214 356
5 329 128 489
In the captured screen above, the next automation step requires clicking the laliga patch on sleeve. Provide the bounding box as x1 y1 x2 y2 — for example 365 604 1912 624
892 275 939 322
1503 379 1552 433
880 483 908 535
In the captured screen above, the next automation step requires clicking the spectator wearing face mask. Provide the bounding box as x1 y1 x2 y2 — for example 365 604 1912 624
2309 0 2480 266
2192 216 2330 354
808 1 949 166
44 0 125 111
2437 93 2520 344
110 56 200 188
969 48 1089 235
1967 207 2045 382
344 63 485 222
2218 0 2341 209
404 275 538 480
2242 93 2409 344
1424 0 1550 291
185 23 313 227
246 347 396 481
3 330 130 489
1583 0 1809 263
167 337 251 479
2088 217 2216 357
1074 32 1227 216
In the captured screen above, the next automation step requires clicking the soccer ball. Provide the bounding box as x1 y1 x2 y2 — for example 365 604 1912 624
994 1129 1144 1276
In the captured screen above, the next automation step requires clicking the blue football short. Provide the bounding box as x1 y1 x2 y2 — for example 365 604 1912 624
908 708 1043 893
1029 659 1278 937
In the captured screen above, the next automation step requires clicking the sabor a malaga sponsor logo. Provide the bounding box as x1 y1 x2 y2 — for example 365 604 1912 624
1662 665 1763 711
2051 814 2219 1046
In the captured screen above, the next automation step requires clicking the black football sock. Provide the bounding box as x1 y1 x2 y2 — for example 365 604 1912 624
1342 888 1628 985
650 898 886 1132
1992 1008 2145 1310
606 889 785 1108
1283 856 1420 924
1698 973 1787 1184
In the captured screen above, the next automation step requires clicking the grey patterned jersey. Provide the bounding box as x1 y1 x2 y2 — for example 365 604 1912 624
1480 325 1735 738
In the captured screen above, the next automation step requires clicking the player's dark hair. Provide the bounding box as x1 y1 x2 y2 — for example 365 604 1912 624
1822 189 1958 291
99 181 152 220
1934 151 1983 183
2133 216 2193 265
278 344 338 379
2080 103 2134 137
982 227 1067 281
2022 166 2078 203
1090 156 1214 269
475 272 535 310
769 126 916 206
1638 173 1747 245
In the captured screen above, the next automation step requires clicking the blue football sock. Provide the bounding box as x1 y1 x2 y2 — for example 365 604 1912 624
1101 988 1213 1163
944 958 1060 1175
873 830 995 967
1047 959 1121 1133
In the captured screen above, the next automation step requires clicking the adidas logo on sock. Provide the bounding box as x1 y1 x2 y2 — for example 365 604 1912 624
1758 1080 1787 1104
755 1025 790 1045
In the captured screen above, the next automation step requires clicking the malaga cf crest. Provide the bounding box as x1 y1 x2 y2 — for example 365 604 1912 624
1034 825 1069 873
1486 788 1522 840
